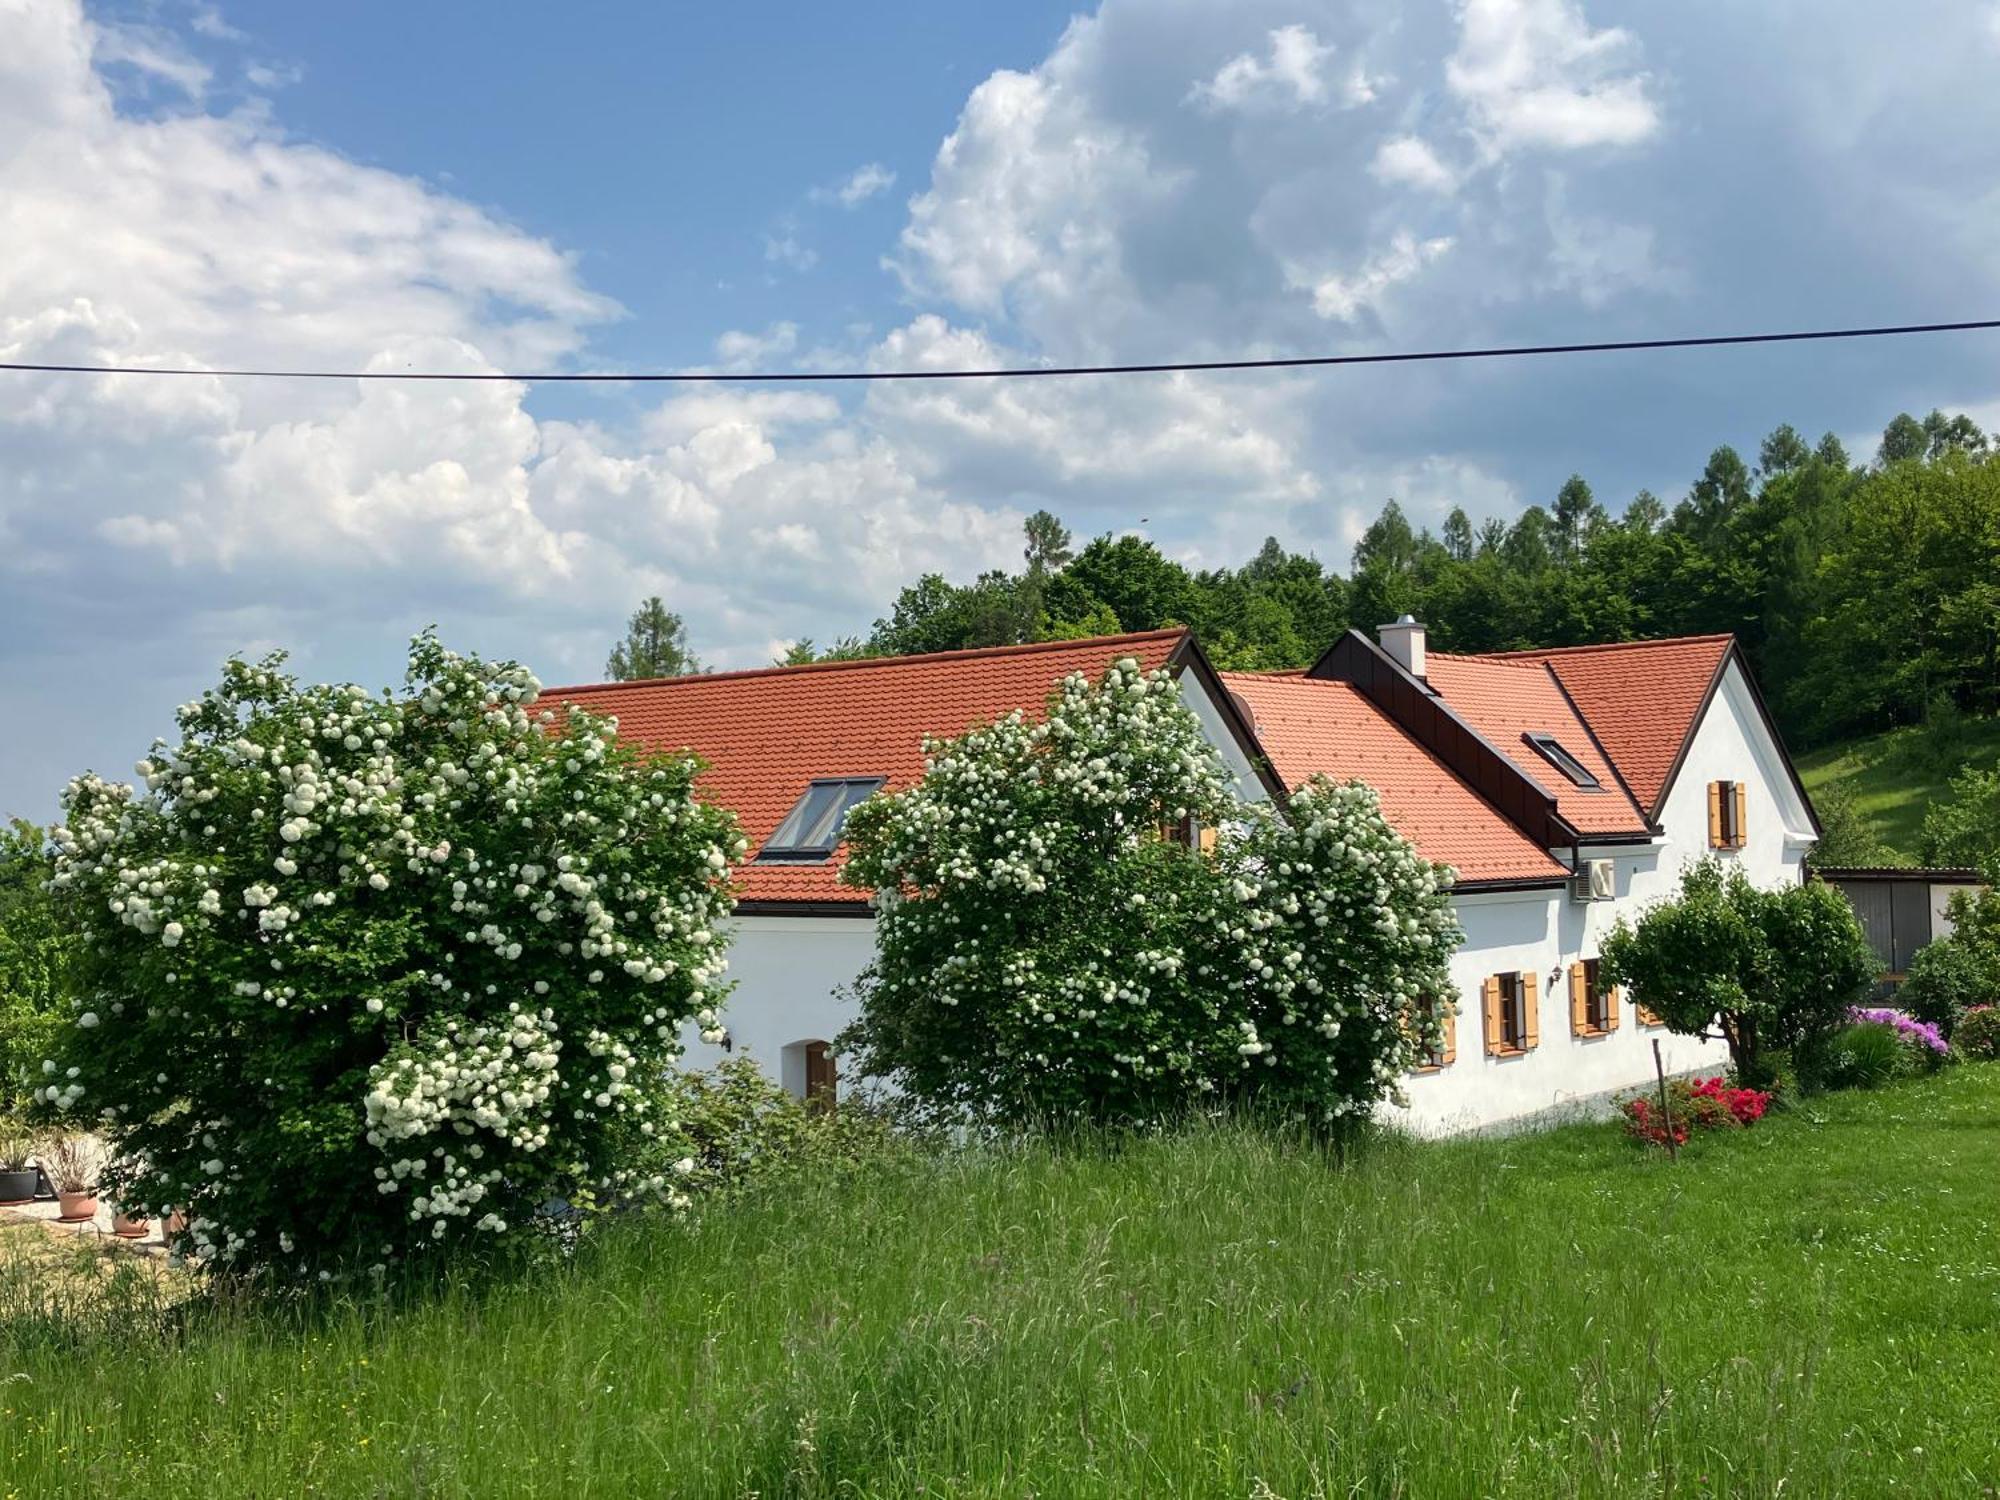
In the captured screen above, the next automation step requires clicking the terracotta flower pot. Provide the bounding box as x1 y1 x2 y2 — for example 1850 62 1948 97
0 1168 38 1205
163 1207 188 1240
56 1191 99 1223
112 1210 151 1239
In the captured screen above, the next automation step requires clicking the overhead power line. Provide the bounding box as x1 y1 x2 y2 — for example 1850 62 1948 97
1 318 1996 384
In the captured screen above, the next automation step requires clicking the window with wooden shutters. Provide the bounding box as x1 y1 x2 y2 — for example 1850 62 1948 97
1571 958 1617 1035
1636 998 1665 1027
1484 971 1537 1054
1709 780 1748 848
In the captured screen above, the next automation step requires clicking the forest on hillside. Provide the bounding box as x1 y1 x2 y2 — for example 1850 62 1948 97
614 410 2000 757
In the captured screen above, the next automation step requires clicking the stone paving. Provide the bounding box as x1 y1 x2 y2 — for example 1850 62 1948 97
0 1191 169 1257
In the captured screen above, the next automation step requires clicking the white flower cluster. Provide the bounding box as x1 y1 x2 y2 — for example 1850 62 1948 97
39 632 744 1276
841 660 1461 1127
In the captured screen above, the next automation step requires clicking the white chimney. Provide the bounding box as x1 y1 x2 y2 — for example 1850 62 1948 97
1379 614 1426 678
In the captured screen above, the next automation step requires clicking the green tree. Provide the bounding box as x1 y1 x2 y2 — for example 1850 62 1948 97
1600 860 1876 1088
606 597 701 681
1061 534 1195 632
1552 475 1603 561
1921 759 2000 866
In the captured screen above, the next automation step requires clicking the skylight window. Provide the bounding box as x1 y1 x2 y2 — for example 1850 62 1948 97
1522 733 1601 789
755 778 885 863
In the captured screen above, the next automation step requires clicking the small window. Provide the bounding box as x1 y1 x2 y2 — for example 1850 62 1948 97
756 778 885 863
1422 995 1457 1070
1483 970 1539 1055
1571 958 1619 1036
1523 733 1600 789
1709 779 1748 849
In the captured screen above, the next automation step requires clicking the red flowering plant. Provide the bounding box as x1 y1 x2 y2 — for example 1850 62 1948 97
1620 1075 1772 1147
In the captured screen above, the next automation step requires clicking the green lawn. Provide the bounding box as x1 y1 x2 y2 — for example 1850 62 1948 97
5 1068 1999 1498
1797 715 2000 862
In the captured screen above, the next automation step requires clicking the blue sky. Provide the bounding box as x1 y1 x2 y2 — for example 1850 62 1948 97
5 0 2000 822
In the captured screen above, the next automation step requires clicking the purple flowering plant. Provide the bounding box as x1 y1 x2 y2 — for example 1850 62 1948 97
1850 1007 1950 1059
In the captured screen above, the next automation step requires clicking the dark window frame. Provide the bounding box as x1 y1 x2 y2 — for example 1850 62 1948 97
755 777 886 864
1522 732 1602 790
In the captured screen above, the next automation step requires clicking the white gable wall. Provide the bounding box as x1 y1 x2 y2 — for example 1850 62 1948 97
1397 654 1807 1132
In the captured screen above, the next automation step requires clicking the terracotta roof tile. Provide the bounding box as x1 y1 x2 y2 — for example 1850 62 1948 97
1222 673 1568 884
1422 653 1651 836
541 631 1188 907
1478 635 1733 816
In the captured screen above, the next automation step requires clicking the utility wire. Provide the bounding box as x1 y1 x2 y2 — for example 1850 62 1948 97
1 318 1996 384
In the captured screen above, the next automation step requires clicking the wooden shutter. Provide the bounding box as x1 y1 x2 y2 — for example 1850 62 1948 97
1732 783 1749 848
1198 824 1218 854
1603 981 1621 1032
1569 962 1590 1036
1482 975 1504 1055
1521 971 1540 1049
1707 781 1724 847
1439 1001 1457 1066
1637 998 1663 1027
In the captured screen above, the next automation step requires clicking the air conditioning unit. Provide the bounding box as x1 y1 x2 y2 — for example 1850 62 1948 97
1571 858 1615 903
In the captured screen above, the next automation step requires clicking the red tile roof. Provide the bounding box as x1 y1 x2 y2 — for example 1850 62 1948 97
1222 673 1569 884
1478 635 1733 816
540 630 1189 907
1422 653 1650 836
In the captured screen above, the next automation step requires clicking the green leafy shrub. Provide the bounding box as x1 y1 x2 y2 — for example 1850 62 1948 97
658 1057 905 1205
39 634 743 1279
1815 1020 1915 1090
1897 937 1998 1032
840 659 1462 1131
1920 759 2000 867
0 821 76 1114
1600 859 1878 1089
1954 1005 2000 1060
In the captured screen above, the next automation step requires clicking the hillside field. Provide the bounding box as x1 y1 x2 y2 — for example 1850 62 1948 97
5 1066 1999 1498
1797 714 2000 863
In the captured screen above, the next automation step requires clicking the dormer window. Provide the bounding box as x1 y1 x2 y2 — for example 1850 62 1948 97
1522 732 1600 789
756 778 885 863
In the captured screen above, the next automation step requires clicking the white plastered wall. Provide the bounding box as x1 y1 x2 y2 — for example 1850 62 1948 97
1395 656 1810 1134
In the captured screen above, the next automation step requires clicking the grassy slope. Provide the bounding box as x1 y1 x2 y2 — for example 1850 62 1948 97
5 1069 1999 1498
1797 715 2000 861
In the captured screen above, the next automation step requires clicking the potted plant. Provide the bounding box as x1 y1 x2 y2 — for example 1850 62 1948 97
111 1205 152 1239
41 1133 107 1223
0 1127 37 1206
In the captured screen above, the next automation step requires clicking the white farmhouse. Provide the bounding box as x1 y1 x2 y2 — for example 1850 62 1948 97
541 618 1819 1130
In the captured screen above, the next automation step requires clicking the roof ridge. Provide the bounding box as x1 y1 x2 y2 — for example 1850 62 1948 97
1480 633 1735 660
540 627 1190 698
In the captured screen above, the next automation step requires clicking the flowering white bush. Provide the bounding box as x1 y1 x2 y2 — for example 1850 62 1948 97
839 660 1462 1128
41 633 741 1277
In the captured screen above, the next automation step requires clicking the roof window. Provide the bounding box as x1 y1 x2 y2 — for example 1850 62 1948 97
756 778 885 863
1522 733 1600 789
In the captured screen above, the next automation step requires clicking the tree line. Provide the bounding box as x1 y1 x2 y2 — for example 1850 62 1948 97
609 409 2000 752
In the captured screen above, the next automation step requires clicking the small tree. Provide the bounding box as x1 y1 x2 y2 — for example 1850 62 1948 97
1600 860 1877 1087
40 634 743 1278
838 659 1461 1128
606 597 701 681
